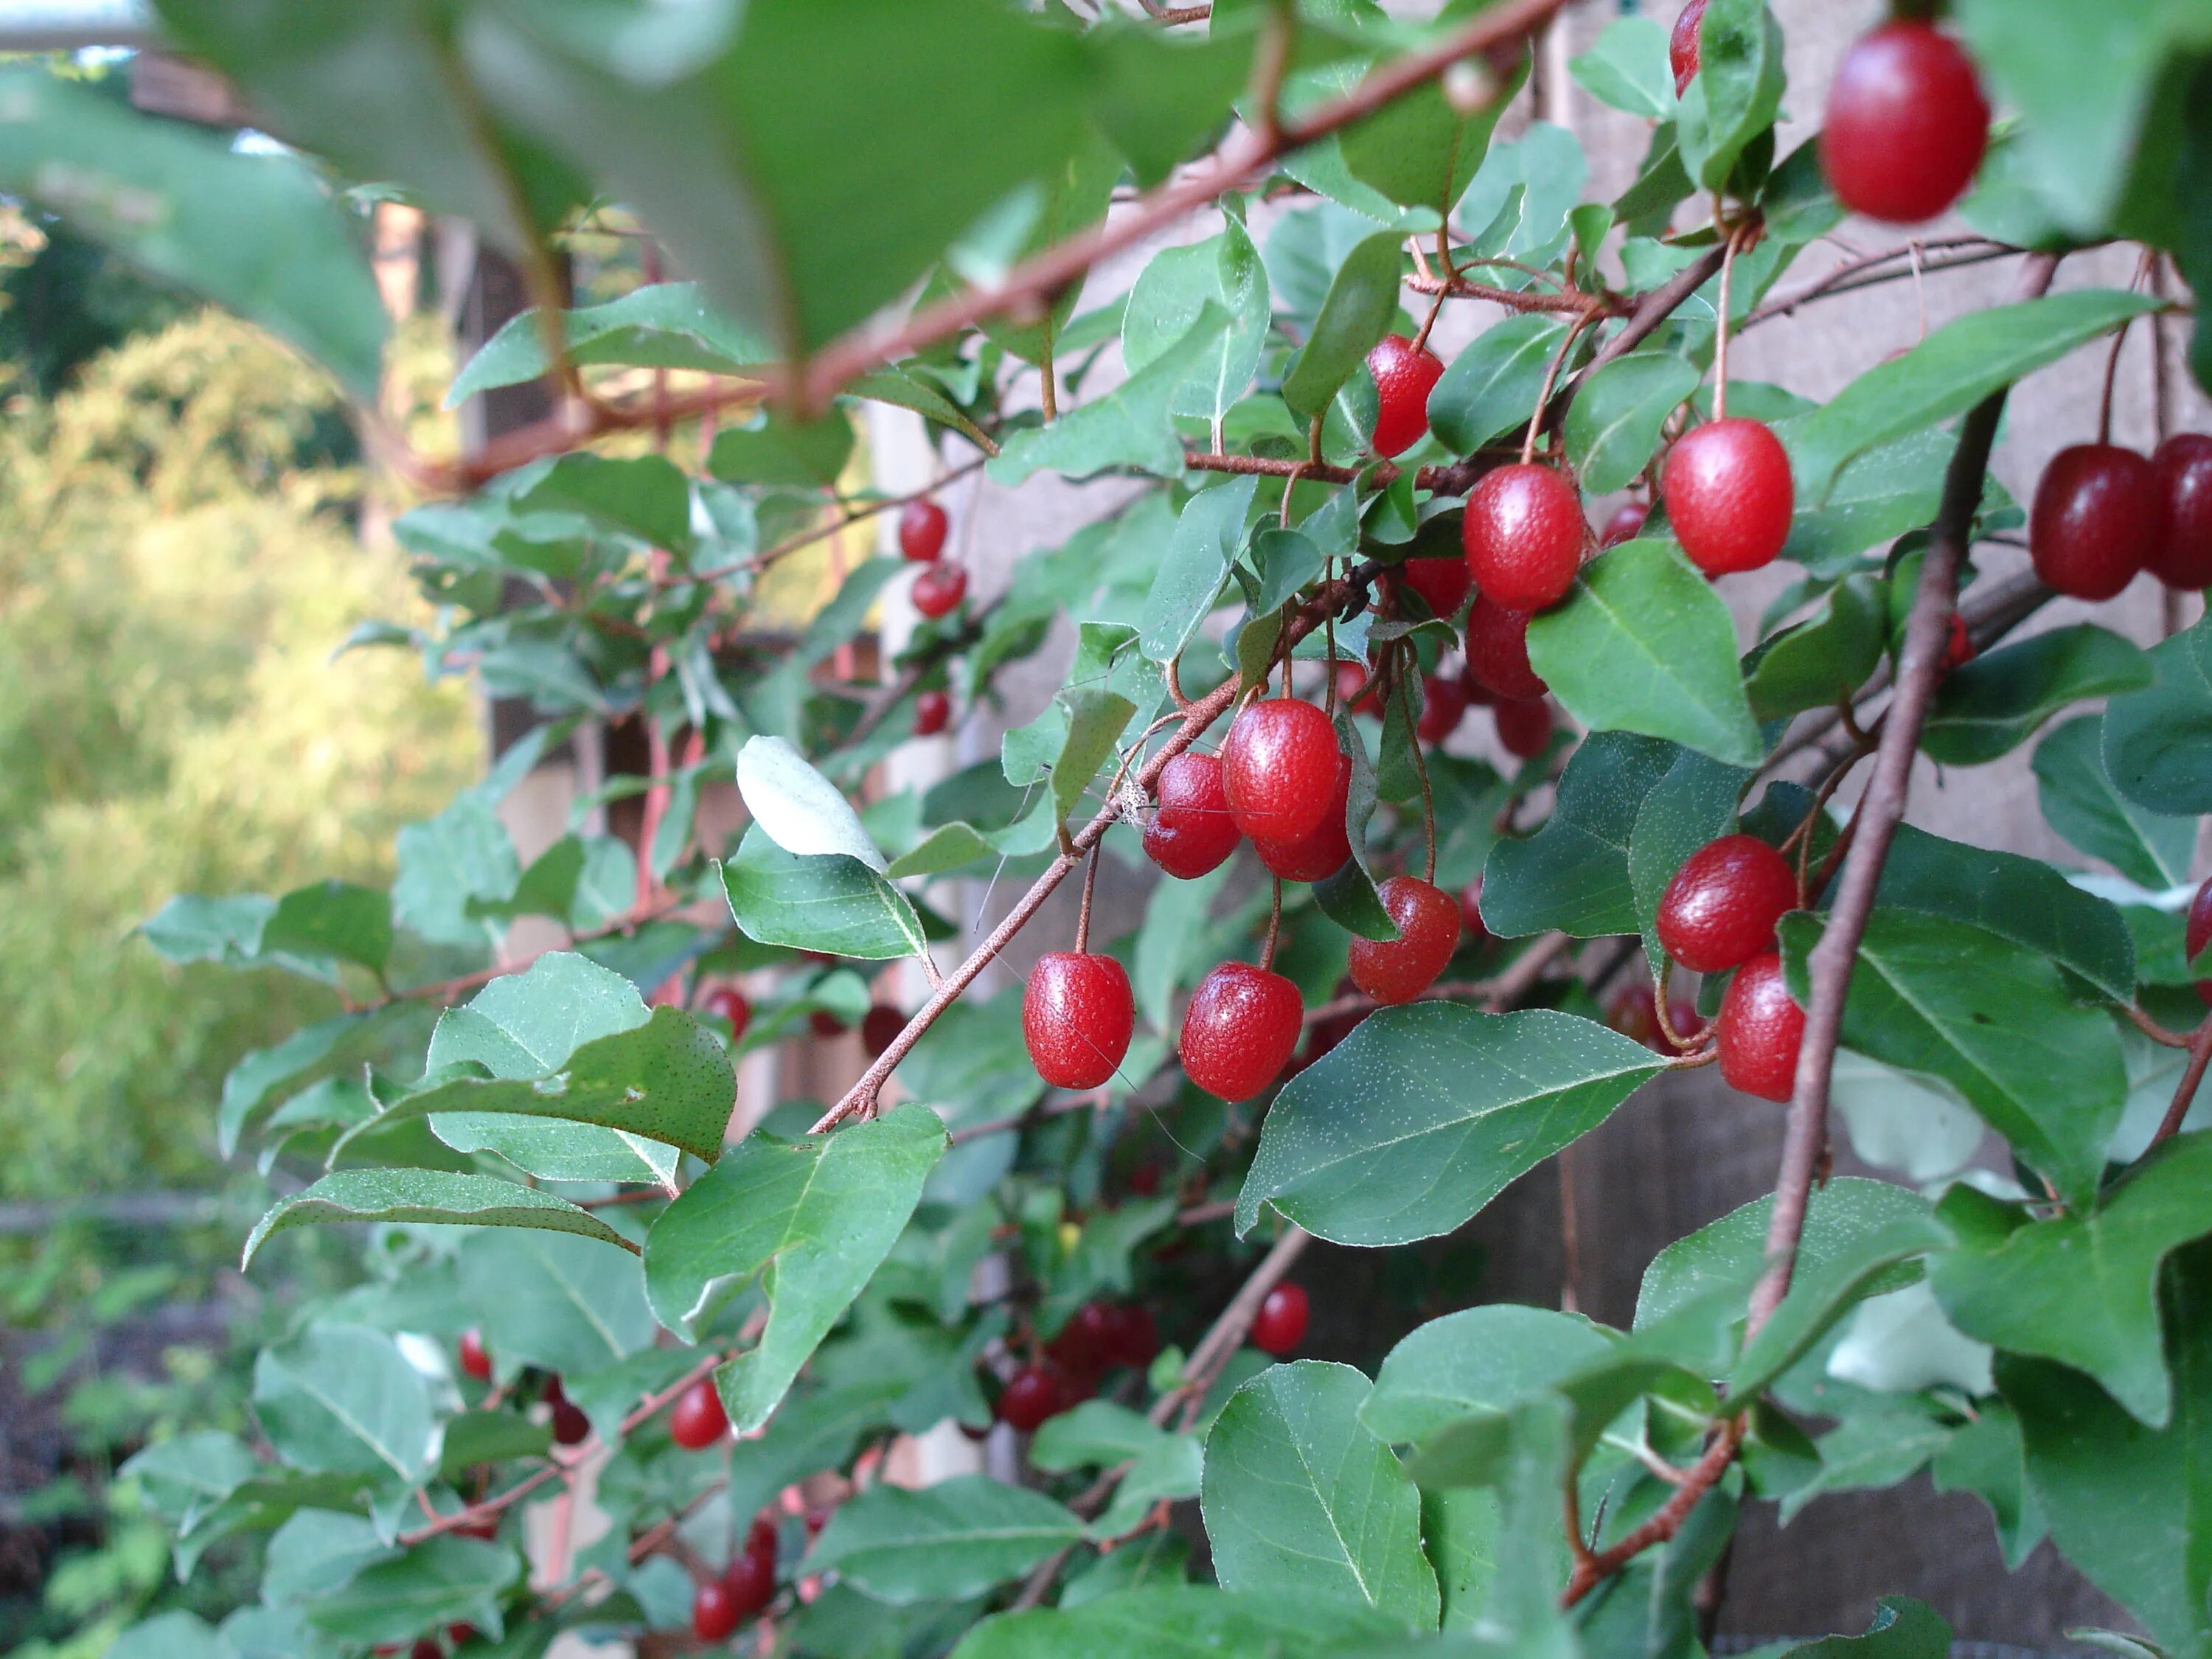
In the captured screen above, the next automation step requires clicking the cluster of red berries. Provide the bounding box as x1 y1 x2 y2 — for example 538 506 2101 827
995 1298 1161 1432
900 496 969 619
456 1331 595 1445
694 1513 779 1640
2031 434 2212 601
1655 834 1806 1101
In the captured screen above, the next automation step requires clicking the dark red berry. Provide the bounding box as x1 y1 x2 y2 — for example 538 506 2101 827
1656 835 1798 974
1047 1302 1120 1378
914 689 952 736
1495 697 1554 759
724 1544 776 1618
2188 877 2212 1007
2151 434 2212 590
1669 0 1707 94
1105 1303 1160 1369
2031 443 2159 602
705 987 751 1041
1347 876 1461 1005
1663 418 1795 577
1821 21 1990 224
860 1003 905 1059
1368 334 1444 459
898 498 947 563
694 1579 741 1642
669 1377 728 1451
1252 751 1352 883
1144 751 1242 880
1416 673 1470 744
1252 1282 1310 1356
911 562 967 619
1461 596 1548 702
1221 698 1341 845
411 1642 441 1659
1023 951 1135 1091
551 1399 591 1447
1463 463 1585 611
1458 880 1487 942
1398 554 1472 620
1717 951 1805 1102
456 1328 492 1382
1607 983 1700 1051
1599 500 1650 548
746 1514 779 1571
1943 614 1975 671
996 1363 1073 1432
1180 961 1304 1100
808 1009 849 1040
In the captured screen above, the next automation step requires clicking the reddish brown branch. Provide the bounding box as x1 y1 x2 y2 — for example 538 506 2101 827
2149 1016 2212 1148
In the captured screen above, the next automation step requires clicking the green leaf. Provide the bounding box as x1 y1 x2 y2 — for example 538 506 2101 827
2102 616 2212 816
991 305 1231 484
438 1410 551 1476
720 827 927 960
1729 1202 1950 1402
1426 314 1573 453
1529 540 1763 766
1921 625 2154 766
644 1103 946 1428
723 1376 906 1528
1361 1305 1613 1446
1482 731 1681 939
1237 1004 1664 1245
1773 427 1960 577
243 1171 633 1268
1932 1135 2212 1428
736 735 886 870
2036 715 2199 891
1124 219 1272 425
513 452 695 557
1134 861 1234 1034
1563 352 1701 495
1790 290 2165 498
393 795 521 950
1340 50 1517 218
708 413 855 490
458 1228 657 1379
1929 1400 2046 1570
447 282 773 405
948 1586 1409 1659
1743 574 1887 723
1313 708 1399 942
108 1613 232 1659
1778 911 2126 1211
1674 0 1785 190
260 1511 394 1604
1568 16 1676 122
807 1474 1082 1604
123 1432 259 1541
1048 689 1138 826
252 1325 438 1487
1773 1598 1955 1659
1281 230 1405 422
302 1534 521 1645
1201 1361 1439 1625
1139 475 1261 665
1032 1402 1204 1540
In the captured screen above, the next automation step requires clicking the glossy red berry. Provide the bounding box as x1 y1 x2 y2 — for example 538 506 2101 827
1663 418 1795 576
694 1579 742 1642
1416 673 1470 744
1463 464 1586 611
1023 951 1135 1091
911 561 967 619
456 1329 492 1382
1347 876 1461 1006
1369 334 1445 459
1047 1301 1120 1379
1821 21 1990 224
1717 951 1806 1102
1144 751 1242 880
1221 698 1341 845
1252 1282 1310 1356
550 1398 591 1447
898 498 947 563
1253 751 1352 883
1943 614 1975 671
1461 596 1548 702
2188 877 2212 1007
914 689 952 736
1669 0 1706 94
1180 961 1304 1101
723 1545 776 1619
2031 443 2159 602
2151 434 2212 590
861 1003 905 1059
705 987 750 1041
808 1009 848 1040
1458 880 1487 942
996 1363 1073 1432
1398 554 1472 620
1656 835 1798 974
1494 697 1554 759
669 1377 729 1451
1599 501 1650 547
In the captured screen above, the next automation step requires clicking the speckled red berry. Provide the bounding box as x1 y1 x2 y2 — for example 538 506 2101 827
1600 501 1650 547
669 1378 729 1450
1717 951 1805 1102
911 562 967 619
1347 877 1461 1005
1180 961 1304 1101
705 987 750 1041
2152 434 2212 590
914 689 951 736
2031 443 2159 602
694 1579 742 1641
996 1363 1074 1432
1463 464 1585 611
1821 21 1990 224
1495 697 1554 759
1144 751 1242 880
1416 673 1470 744
1663 418 1795 576
1462 596 1548 701
1252 1282 1310 1355
457 1328 492 1382
1399 554 1472 620
899 498 947 563
1369 334 1445 459
1669 0 1707 94
861 1003 905 1059
1253 751 1352 883
1221 698 1340 846
2188 877 2212 1007
1657 835 1798 974
1023 951 1135 1091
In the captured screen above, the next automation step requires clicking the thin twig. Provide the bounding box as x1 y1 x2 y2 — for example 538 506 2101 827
2149 1017 2212 1148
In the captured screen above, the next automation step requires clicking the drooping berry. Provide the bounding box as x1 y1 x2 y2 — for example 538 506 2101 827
1662 418 1795 577
1253 751 1352 883
898 498 948 563
1463 464 1586 611
1398 554 1473 620
1461 596 1548 701
669 1377 730 1450
705 987 751 1041
1606 983 1701 1052
1458 880 1487 942
456 1328 492 1382
996 1363 1074 1432
550 1397 591 1447
808 1009 849 1040
694 1579 742 1642
1717 951 1805 1102
1252 1282 1310 1356
1416 673 1470 744
2030 443 2160 601
1656 835 1798 974
1669 0 1707 95
1599 500 1650 547
1369 334 1445 459
1023 951 1136 1091
724 1545 776 1619
914 689 952 736
1180 961 1305 1101
1494 697 1554 759
1942 614 1975 671
2188 877 2212 1007
860 1003 905 1059
911 562 968 619
1821 21 1991 224
1347 876 1461 1005
1221 698 1341 846
2151 434 2212 590
1144 751 1242 880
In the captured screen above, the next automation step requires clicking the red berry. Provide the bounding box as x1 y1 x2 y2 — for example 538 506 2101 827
1821 21 1991 224
1346 876 1461 1005
2188 877 2212 1007
456 1329 492 1382
2151 434 2212 590
1463 464 1585 611
1458 880 1487 942
1398 554 1472 620
1717 951 1806 1102
705 987 751 1040
1656 835 1798 974
911 562 967 619
551 1398 591 1447
411 1642 441 1659
1368 334 1445 459
669 1377 729 1451
746 1514 779 1572
1943 614 1975 671
1252 1282 1310 1356
1144 751 1242 880
860 1003 906 1059
996 1363 1073 1432
1047 1301 1120 1378
898 498 947 563
1252 751 1352 883
808 1009 849 1040
1461 596 1548 701
1220 698 1341 845
914 689 952 736
724 1543 776 1618
1599 500 1650 548
1494 698 1554 759
1663 418 1795 577
694 1579 741 1642
1105 1303 1160 1369
2030 443 2159 602
1416 673 1470 744
1180 961 1305 1101
1669 0 1706 94
1023 951 1135 1091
